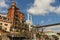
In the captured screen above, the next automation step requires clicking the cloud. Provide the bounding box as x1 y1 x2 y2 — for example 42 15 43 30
0 0 8 8
27 0 60 15
55 7 60 14
0 0 8 13
44 25 60 32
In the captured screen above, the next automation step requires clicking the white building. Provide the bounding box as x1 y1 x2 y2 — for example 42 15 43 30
0 14 11 32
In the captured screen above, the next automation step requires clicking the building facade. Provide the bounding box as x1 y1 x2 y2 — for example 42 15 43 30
0 1 33 39
7 1 25 31
0 14 11 32
0 1 25 32
1 0 29 37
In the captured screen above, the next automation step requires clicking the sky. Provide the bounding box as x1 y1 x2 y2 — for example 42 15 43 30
44 25 60 32
0 0 60 25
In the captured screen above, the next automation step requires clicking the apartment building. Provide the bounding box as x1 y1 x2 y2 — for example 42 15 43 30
0 14 11 32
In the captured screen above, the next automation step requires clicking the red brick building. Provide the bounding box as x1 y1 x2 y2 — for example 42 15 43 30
7 1 25 30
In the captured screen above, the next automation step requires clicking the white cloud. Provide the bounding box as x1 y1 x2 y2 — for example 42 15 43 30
44 25 60 32
0 0 8 13
2 10 7 13
27 0 60 15
0 0 8 8
55 7 60 14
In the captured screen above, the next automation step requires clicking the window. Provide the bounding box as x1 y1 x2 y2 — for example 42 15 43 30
15 22 17 24
0 23 2 25
7 18 9 20
15 15 18 17
0 26 2 30
5 24 8 26
0 16 1 17
14 14 18 18
0 15 1 17
0 16 2 19
15 18 18 21
3 17 8 20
